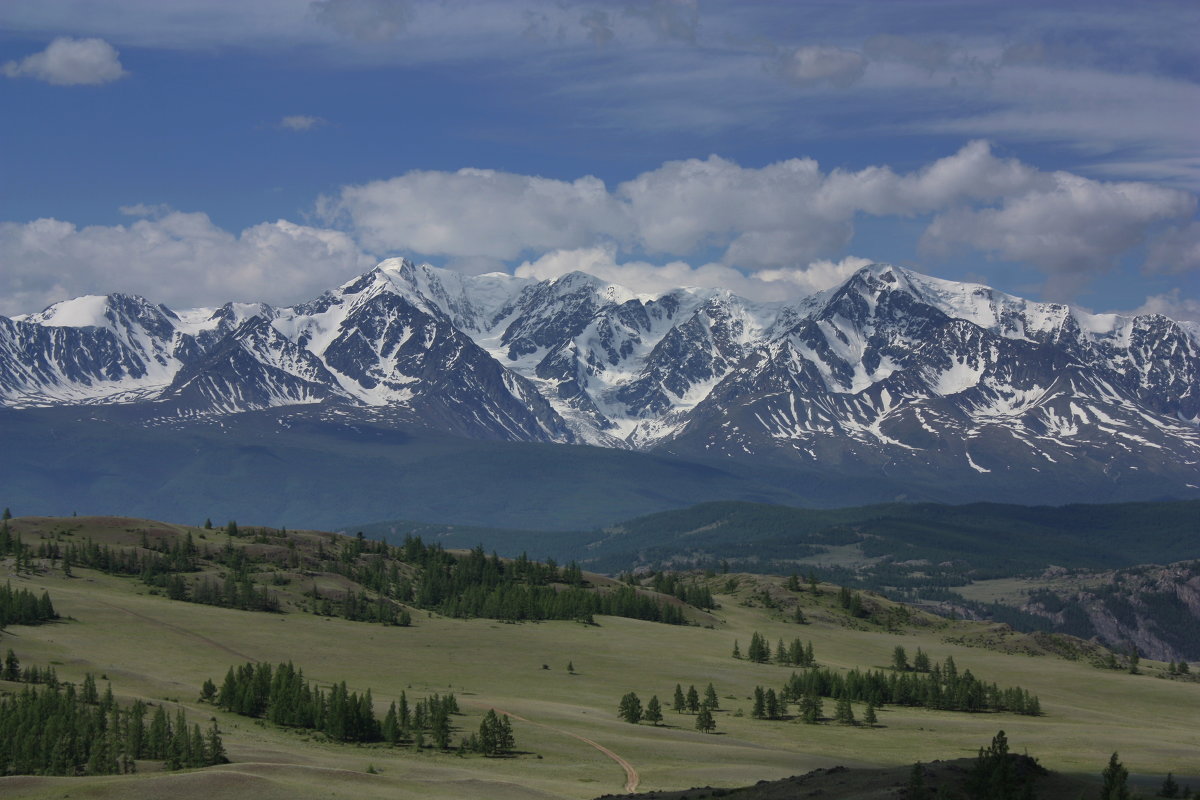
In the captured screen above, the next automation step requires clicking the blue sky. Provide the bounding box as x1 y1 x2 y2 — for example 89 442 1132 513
1 0 1197 321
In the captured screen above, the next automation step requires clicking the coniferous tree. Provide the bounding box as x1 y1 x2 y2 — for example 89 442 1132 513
892 645 909 671
618 692 643 724
695 706 716 733
685 684 700 714
1101 752 1131 800
644 695 663 726
1161 772 1180 798
704 683 719 710
673 683 686 714
835 695 855 725
863 702 878 726
907 762 931 800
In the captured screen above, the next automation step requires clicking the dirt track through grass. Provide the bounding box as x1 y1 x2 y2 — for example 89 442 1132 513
471 701 641 792
94 598 256 662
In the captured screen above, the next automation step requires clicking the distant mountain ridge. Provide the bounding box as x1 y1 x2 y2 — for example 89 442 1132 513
2 259 1198 502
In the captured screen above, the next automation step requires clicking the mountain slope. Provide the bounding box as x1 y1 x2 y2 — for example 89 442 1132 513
2 260 1197 506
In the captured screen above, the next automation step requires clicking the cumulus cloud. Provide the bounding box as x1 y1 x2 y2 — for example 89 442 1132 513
514 246 873 301
318 142 1197 298
921 172 1195 293
311 0 413 42
2 37 128 86
0 212 374 316
775 46 866 89
1144 222 1200 275
1130 289 1200 324
318 167 631 259
279 114 327 131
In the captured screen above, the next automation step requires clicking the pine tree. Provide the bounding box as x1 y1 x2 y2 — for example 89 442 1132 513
695 706 716 733
892 645 909 671
673 683 686 713
383 702 399 744
685 684 700 714
863 702 878 726
618 692 643 724
907 762 931 800
704 683 719 710
732 640 741 659
1161 772 1180 798
1101 752 1131 800
913 648 930 672
835 695 855 725
644 695 663 725
752 686 766 719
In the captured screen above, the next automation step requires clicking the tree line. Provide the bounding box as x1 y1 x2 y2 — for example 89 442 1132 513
0 654 225 775
0 582 57 628
206 660 516 756
747 655 1040 719
735 632 817 666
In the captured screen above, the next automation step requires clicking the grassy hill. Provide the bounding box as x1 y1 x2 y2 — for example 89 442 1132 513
0 515 1196 799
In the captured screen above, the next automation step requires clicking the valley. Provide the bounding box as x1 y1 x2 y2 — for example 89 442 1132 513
0 514 1196 798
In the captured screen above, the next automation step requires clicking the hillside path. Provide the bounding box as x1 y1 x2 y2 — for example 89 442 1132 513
470 702 640 793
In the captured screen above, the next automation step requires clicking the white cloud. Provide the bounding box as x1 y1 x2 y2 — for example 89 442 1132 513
0 212 374 316
319 142 1197 294
920 172 1195 293
1130 289 1200 324
2 36 128 85
279 114 326 131
1144 222 1200 275
514 246 873 301
319 167 631 259
775 46 866 89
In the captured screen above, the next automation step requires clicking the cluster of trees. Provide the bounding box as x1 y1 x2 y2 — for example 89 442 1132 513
465 709 515 756
3 649 61 686
618 686 718 733
207 661 495 753
184 574 281 612
836 585 870 618
0 661 225 775
393 541 687 625
305 585 410 625
891 645 932 672
212 661 386 743
648 572 717 610
960 729 1044 799
0 582 57 627
742 655 1040 720
736 632 816 666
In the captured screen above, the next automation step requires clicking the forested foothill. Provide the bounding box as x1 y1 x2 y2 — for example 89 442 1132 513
0 515 712 629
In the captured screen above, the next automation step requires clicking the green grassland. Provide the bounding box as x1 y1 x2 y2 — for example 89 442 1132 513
0 516 1196 799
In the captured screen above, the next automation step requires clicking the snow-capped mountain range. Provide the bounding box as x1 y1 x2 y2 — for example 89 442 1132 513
2 260 1198 494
